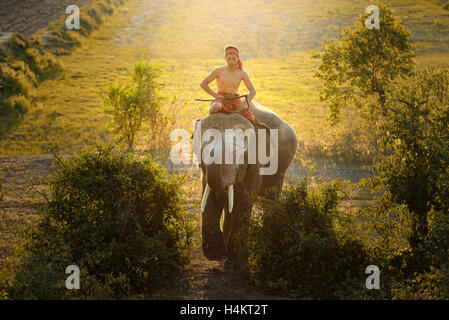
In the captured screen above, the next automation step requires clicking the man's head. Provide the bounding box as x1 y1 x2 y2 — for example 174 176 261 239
224 45 242 70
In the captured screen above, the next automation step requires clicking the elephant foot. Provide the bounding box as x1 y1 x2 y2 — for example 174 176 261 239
204 250 226 261
203 242 225 261
224 257 249 273
202 230 225 261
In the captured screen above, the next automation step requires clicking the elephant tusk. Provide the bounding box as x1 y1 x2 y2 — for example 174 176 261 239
228 184 234 213
201 184 210 212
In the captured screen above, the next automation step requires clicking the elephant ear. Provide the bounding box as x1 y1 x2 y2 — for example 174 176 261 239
191 119 202 139
254 121 270 131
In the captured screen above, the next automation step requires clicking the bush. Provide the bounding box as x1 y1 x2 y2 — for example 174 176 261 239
0 64 33 98
0 34 63 115
3 95 31 114
357 190 449 299
103 55 165 150
248 178 371 299
390 210 449 299
0 63 33 115
6 145 194 299
1 34 62 80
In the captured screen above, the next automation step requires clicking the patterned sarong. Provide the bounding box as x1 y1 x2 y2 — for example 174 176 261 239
211 91 255 124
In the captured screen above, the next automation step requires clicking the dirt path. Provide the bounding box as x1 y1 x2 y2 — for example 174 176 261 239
157 250 290 300
0 154 54 257
0 0 91 36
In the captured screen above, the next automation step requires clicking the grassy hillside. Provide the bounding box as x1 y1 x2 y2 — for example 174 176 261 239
424 0 449 9
0 0 448 158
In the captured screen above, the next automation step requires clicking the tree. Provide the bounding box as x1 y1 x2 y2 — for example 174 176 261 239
313 3 415 125
103 55 164 150
370 68 449 249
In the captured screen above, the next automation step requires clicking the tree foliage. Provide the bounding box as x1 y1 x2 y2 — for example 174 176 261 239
314 2 449 298
314 3 415 125
368 68 449 248
103 55 165 150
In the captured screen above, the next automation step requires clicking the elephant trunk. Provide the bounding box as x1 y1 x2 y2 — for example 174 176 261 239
206 163 224 191
203 163 236 213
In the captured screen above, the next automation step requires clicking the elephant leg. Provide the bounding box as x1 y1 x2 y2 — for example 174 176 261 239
201 191 225 261
224 195 252 271
261 171 285 200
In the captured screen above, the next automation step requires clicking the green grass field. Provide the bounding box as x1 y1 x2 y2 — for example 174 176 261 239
1 0 448 159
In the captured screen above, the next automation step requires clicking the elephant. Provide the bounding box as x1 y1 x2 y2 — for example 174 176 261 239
197 100 297 270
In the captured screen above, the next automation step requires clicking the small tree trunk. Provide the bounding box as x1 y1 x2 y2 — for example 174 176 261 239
409 209 429 251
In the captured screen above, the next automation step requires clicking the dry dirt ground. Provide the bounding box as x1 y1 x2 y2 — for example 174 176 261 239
0 0 90 36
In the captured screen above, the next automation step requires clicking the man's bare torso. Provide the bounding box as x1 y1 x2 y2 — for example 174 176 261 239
215 66 243 94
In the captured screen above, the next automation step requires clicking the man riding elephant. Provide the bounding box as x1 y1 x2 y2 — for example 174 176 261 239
198 45 297 270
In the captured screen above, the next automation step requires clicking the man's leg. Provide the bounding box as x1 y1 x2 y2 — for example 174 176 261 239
210 101 223 113
236 99 255 124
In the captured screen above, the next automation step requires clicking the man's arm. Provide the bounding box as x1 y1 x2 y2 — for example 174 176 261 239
242 70 256 101
237 70 256 112
200 68 221 98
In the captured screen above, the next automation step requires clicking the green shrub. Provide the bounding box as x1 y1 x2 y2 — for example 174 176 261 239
359 191 413 259
249 178 371 299
359 194 449 299
390 210 449 299
6 145 194 299
0 64 33 115
103 55 165 150
1 34 62 80
0 34 63 116
0 64 33 98
3 94 31 114
9 60 38 86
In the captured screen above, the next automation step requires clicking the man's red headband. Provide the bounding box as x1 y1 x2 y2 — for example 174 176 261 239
225 48 243 70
